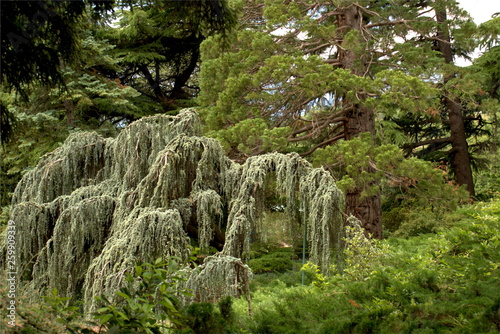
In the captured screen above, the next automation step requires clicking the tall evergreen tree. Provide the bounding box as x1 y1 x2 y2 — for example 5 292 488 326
198 0 440 237
1 0 114 97
99 0 236 111
198 0 485 237
0 0 114 145
398 0 478 197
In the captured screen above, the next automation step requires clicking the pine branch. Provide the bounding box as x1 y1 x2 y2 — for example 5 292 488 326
364 19 412 29
403 136 453 150
300 132 346 157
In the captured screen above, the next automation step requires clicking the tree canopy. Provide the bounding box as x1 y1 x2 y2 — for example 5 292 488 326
1 0 114 98
198 0 499 236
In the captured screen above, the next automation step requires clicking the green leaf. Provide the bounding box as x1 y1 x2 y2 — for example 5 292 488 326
98 313 113 324
116 291 130 300
135 265 143 276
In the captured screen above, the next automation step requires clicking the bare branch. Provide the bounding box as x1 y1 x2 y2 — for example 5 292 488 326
323 58 342 66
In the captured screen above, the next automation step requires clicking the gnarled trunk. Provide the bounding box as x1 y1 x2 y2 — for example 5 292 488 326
339 5 382 238
436 7 475 197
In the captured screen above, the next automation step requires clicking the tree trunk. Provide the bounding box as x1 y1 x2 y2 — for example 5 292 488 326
435 8 475 197
446 98 475 196
344 102 382 238
339 5 382 238
139 64 168 105
63 99 75 127
170 44 201 100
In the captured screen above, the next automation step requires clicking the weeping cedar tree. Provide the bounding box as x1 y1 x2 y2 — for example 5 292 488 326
198 0 481 237
0 109 345 315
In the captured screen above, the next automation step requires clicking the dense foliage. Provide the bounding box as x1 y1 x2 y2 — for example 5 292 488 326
0 0 236 210
198 0 500 236
1 109 346 321
1 0 500 333
236 199 500 333
1 198 499 333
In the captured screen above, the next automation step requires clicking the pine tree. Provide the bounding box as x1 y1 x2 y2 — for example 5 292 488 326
98 0 236 111
198 0 447 237
197 0 490 236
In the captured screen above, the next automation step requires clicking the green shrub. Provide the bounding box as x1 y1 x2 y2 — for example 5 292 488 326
93 258 189 333
383 207 454 238
184 302 217 334
217 296 234 321
248 252 294 274
235 199 500 333
182 296 237 334
250 270 308 290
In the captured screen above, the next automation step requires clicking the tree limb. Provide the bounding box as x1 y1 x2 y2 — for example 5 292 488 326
300 132 346 157
364 19 411 29
403 136 453 150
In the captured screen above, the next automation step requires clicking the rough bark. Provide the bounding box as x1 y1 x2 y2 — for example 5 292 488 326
435 8 475 197
63 99 75 127
339 5 382 238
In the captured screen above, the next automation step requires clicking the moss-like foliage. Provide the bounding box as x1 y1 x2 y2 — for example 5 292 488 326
1 108 344 314
182 254 253 305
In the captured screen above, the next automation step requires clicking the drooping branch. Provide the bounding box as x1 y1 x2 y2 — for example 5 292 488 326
2 108 346 316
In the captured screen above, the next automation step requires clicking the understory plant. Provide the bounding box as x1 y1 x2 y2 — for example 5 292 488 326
93 258 190 333
234 199 500 333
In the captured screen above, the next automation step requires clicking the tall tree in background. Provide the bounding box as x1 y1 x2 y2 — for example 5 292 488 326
435 5 474 196
198 0 481 237
397 0 478 197
1 0 114 97
199 0 418 237
0 0 236 208
100 0 236 111
477 15 500 147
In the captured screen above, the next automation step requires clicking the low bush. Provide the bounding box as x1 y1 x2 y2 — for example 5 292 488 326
182 296 238 334
248 252 294 274
234 199 500 333
247 245 296 274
